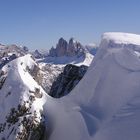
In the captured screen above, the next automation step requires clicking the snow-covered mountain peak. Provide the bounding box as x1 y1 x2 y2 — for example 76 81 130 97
97 32 140 72
0 54 47 139
43 32 140 140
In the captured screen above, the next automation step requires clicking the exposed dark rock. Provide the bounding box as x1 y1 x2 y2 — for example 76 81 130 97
49 64 88 98
49 37 86 57
26 64 44 87
0 71 7 90
67 38 84 56
2 94 45 140
49 46 56 57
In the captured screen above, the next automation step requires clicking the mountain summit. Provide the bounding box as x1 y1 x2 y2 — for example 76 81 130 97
49 37 86 57
44 32 140 140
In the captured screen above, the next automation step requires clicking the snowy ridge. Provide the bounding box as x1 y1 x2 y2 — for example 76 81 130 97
44 32 140 140
0 55 47 139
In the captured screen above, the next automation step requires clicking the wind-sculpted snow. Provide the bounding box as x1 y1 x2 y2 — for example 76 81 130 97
44 32 140 140
1 32 140 140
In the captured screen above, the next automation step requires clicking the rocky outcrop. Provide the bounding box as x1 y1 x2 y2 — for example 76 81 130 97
49 64 88 98
49 47 56 57
49 38 85 57
67 38 85 57
39 64 63 94
55 38 68 57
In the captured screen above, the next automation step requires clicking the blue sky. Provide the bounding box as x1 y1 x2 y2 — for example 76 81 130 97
0 0 140 49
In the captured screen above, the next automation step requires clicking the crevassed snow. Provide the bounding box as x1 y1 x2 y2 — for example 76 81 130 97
44 32 140 140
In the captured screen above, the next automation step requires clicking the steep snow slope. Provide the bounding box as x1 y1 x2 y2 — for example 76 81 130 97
44 32 140 140
0 55 47 140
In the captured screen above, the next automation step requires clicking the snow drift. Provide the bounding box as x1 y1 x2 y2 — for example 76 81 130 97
44 32 140 140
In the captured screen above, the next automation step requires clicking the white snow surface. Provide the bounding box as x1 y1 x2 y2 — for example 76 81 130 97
1 32 140 140
38 52 94 67
103 32 140 45
44 32 140 140
0 54 47 139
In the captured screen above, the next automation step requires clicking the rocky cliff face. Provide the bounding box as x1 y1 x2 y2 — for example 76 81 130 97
55 38 68 57
49 38 85 57
39 64 64 94
49 64 88 98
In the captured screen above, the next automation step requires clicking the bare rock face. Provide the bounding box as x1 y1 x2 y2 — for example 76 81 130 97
49 37 85 57
40 64 63 94
49 64 88 98
56 38 68 57
49 47 56 57
68 38 85 57
67 38 77 56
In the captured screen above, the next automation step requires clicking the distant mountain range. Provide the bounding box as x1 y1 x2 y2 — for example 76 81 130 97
32 37 97 59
